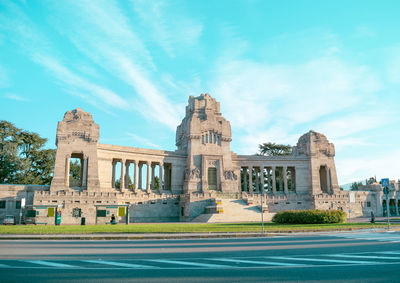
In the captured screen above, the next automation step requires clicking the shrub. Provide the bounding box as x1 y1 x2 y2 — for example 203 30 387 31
272 209 346 224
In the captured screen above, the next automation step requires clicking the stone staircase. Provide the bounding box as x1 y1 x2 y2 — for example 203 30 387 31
191 198 275 223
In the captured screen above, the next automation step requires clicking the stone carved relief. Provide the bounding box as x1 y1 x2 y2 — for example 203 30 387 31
208 160 217 167
224 170 237 181
185 167 201 180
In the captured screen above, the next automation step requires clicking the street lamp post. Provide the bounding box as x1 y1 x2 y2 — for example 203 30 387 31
260 183 264 235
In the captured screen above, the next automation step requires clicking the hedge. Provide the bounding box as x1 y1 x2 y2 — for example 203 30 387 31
272 209 347 224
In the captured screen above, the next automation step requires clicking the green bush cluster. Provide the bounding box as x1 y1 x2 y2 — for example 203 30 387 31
272 209 347 224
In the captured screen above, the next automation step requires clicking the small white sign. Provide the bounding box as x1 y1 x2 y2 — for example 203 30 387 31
21 198 26 208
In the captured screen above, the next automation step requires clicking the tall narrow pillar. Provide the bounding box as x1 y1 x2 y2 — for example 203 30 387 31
65 155 70 187
243 168 247 192
261 166 265 193
283 166 288 195
133 161 137 192
151 163 155 190
146 161 151 193
255 167 260 193
120 159 125 190
138 163 143 190
272 166 277 195
159 162 163 191
325 166 331 194
82 157 88 188
249 166 253 193
111 160 116 188
125 161 130 189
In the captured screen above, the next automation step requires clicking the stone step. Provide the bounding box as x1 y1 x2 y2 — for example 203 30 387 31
192 199 274 223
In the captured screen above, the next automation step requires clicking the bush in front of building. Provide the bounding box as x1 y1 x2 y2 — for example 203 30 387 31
272 209 346 224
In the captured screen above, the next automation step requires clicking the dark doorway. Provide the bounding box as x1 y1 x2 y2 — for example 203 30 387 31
208 167 217 190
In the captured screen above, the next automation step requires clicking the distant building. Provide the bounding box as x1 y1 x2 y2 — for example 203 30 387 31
0 94 395 224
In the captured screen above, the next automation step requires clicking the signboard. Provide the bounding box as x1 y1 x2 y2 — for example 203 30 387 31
382 178 389 188
21 198 26 208
383 187 389 195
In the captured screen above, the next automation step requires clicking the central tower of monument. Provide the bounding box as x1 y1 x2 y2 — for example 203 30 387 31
176 93 238 193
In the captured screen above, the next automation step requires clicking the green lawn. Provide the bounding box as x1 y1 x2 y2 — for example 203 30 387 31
0 222 397 234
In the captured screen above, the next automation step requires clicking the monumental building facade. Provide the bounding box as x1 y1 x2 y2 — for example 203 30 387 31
1 94 397 224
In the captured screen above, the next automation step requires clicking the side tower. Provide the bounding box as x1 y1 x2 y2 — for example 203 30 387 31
50 108 100 192
293 130 340 195
176 94 237 193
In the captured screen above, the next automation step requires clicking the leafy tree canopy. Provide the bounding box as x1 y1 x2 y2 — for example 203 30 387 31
0 120 55 185
258 142 292 156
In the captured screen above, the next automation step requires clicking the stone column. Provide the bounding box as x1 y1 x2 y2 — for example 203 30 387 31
111 160 116 188
325 166 331 193
159 162 163 191
146 161 151 193
261 166 265 193
151 163 155 190
283 166 288 195
125 161 130 189
254 167 259 193
120 159 125 190
243 168 247 192
82 157 88 188
138 162 142 190
249 166 253 193
65 155 70 187
133 161 137 192
272 166 277 195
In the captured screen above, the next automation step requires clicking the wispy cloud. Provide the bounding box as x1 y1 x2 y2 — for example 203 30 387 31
337 149 400 184
4 93 30 102
47 0 183 130
132 0 203 58
33 54 129 110
127 132 161 149
211 57 382 145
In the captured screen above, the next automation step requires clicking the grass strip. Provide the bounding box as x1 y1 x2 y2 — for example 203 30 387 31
0 222 397 234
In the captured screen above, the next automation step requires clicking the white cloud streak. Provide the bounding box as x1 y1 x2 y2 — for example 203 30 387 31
127 132 161 149
4 93 30 102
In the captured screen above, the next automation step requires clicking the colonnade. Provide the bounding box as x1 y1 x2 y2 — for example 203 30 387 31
111 159 171 193
241 165 296 195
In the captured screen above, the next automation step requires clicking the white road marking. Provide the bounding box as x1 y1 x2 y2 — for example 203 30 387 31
82 260 155 268
148 259 229 268
330 254 400 260
268 256 378 265
24 260 77 268
330 232 400 243
376 251 400 255
209 258 305 266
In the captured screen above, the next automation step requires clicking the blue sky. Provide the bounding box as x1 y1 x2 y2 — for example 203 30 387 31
1 0 400 185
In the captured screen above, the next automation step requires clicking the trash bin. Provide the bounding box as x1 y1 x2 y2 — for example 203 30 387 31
81 217 86 225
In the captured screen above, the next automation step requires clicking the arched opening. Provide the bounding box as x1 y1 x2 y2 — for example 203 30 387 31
69 153 86 188
320 165 328 193
208 167 217 190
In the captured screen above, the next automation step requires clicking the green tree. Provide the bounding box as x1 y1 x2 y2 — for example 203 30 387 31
69 160 81 187
0 120 55 185
258 142 292 156
366 176 377 185
351 181 363 191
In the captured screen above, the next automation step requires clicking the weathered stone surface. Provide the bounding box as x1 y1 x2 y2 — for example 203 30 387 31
1 93 395 225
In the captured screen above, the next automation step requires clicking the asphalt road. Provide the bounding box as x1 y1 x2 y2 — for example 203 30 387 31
1 231 400 282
